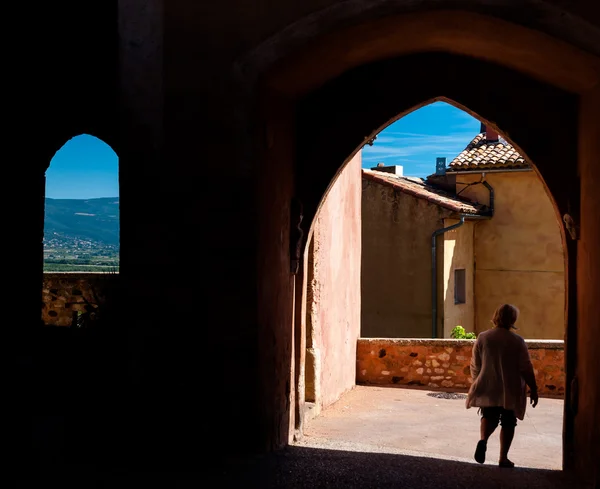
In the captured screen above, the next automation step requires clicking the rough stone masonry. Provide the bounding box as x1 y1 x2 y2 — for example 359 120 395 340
357 338 564 398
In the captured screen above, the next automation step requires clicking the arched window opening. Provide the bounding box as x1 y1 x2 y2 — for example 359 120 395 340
42 134 119 328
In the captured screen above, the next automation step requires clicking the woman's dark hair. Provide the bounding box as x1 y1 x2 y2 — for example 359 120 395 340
491 304 519 329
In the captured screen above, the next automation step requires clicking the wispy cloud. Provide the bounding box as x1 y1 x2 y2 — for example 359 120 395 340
363 132 474 159
362 132 476 176
454 119 483 130
359 101 480 177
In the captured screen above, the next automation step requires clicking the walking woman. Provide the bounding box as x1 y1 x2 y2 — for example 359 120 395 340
465 304 539 468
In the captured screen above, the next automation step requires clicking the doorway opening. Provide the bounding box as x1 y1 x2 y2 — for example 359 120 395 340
300 100 566 470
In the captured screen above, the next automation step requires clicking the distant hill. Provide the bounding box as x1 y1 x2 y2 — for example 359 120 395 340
44 197 120 245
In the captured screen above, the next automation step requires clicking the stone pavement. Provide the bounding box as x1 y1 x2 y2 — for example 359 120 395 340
298 385 564 470
201 386 587 488
18 386 594 488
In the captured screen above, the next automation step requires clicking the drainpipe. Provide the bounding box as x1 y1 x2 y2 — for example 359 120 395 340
431 212 494 338
431 216 466 338
430 177 495 338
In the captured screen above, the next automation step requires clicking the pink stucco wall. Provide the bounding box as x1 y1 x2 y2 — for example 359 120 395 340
307 152 362 410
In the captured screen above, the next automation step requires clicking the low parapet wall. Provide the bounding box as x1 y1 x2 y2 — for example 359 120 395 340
357 338 564 398
42 272 118 327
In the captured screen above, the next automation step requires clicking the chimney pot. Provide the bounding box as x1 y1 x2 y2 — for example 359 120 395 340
435 157 446 175
372 164 403 176
480 122 499 142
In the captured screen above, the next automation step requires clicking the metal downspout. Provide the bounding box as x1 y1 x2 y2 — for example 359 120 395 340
431 177 494 338
431 216 466 338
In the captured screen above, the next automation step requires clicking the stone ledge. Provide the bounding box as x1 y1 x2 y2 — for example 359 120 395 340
43 272 119 276
360 338 475 347
525 339 564 350
359 337 564 350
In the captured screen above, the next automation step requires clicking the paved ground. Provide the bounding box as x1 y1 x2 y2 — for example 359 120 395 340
18 386 594 488
298 385 564 470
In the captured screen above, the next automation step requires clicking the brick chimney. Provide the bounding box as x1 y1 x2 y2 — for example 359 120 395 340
372 163 403 176
480 121 499 142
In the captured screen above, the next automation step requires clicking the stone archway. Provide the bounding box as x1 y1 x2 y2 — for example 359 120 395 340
8 1 599 483
297 95 569 460
254 10 599 484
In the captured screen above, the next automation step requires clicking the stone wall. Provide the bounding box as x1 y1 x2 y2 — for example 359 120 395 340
42 272 118 326
357 338 564 398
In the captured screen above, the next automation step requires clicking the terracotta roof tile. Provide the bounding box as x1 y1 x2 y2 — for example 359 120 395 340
362 169 486 215
447 133 530 171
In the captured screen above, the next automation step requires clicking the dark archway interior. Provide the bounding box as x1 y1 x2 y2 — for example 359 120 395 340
10 1 119 474
14 0 117 329
8 2 600 486
260 50 580 471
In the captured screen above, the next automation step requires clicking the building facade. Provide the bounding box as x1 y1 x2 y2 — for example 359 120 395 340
362 124 565 340
361 163 487 338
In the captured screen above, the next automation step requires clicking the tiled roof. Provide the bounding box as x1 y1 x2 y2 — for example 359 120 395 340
447 133 530 171
362 169 486 215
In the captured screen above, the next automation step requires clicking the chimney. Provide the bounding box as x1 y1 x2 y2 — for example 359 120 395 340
435 157 446 175
480 121 499 143
372 163 403 176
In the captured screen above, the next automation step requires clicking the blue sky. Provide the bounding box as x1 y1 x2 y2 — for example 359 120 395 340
46 101 480 199
361 101 481 177
46 134 119 199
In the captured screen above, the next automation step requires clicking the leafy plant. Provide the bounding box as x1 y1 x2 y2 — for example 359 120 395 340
451 325 476 339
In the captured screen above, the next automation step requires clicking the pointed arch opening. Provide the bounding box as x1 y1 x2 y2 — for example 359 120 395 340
298 97 566 469
254 10 597 478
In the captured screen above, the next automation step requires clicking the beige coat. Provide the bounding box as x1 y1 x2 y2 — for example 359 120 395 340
465 327 536 420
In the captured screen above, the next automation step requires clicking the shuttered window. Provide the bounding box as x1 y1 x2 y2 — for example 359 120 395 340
454 269 466 304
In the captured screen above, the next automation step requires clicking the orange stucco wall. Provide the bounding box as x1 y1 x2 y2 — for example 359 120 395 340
357 337 565 398
361 174 453 338
457 171 565 339
306 152 362 411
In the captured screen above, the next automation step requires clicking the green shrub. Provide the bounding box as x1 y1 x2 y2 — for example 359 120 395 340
450 325 476 339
